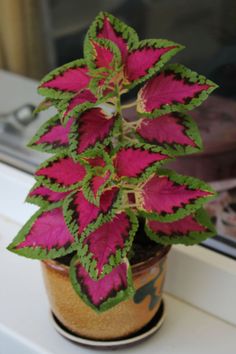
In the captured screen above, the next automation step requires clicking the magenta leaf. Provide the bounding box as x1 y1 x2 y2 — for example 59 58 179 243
137 169 215 221
137 64 218 117
60 89 97 123
145 208 215 245
85 11 139 63
7 208 75 259
82 169 112 206
124 39 184 88
113 144 170 180
69 107 120 158
63 187 121 240
136 112 202 156
28 114 73 153
70 256 134 312
26 182 70 208
80 150 114 205
35 154 86 192
38 59 90 100
80 210 138 279
85 38 122 73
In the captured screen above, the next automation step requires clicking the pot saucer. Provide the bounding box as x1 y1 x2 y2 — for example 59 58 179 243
50 300 166 348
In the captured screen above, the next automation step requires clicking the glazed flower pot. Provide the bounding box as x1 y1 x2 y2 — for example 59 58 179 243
41 246 170 341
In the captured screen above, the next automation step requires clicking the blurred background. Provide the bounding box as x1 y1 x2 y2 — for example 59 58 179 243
0 0 236 258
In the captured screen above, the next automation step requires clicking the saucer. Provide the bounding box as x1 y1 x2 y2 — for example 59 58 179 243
50 300 166 348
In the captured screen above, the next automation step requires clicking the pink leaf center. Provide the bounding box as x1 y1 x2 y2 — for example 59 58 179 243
114 147 168 177
76 262 128 306
142 175 211 214
17 208 74 250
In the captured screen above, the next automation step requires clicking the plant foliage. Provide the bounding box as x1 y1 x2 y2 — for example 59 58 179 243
8 11 218 312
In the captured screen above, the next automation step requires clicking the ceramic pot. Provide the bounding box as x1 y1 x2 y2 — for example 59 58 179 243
41 246 170 340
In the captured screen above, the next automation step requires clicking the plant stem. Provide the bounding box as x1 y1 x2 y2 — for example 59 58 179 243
121 101 137 110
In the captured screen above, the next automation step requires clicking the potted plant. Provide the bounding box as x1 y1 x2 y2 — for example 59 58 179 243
8 12 217 343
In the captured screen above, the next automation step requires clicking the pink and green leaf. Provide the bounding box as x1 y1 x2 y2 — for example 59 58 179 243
84 11 139 62
135 112 202 156
69 108 120 159
124 39 184 89
145 208 215 245
137 169 215 222
59 89 97 123
78 210 138 280
70 256 134 312
85 38 122 73
80 149 114 205
88 72 117 99
35 154 86 192
7 207 76 259
113 143 171 181
38 59 90 100
33 98 56 115
137 64 218 117
28 114 72 153
82 168 112 206
26 182 70 208
63 186 121 241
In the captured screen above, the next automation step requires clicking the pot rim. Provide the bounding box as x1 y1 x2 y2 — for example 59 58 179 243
42 245 171 276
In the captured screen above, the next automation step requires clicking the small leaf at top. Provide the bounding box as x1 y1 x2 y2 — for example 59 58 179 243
85 37 122 72
84 11 139 62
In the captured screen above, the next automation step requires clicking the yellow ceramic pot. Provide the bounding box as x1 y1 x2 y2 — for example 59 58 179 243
41 246 170 340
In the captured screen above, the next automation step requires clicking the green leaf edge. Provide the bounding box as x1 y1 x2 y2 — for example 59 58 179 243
135 112 203 157
125 39 184 90
62 187 123 243
38 58 88 100
138 168 216 222
25 181 66 209
81 165 114 206
84 37 122 72
27 114 69 154
69 256 135 313
7 206 77 259
83 11 139 59
77 209 138 280
137 63 219 118
35 153 83 192
145 208 216 245
112 141 174 184
69 112 122 162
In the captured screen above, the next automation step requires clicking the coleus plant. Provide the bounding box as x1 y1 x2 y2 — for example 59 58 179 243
8 12 218 312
